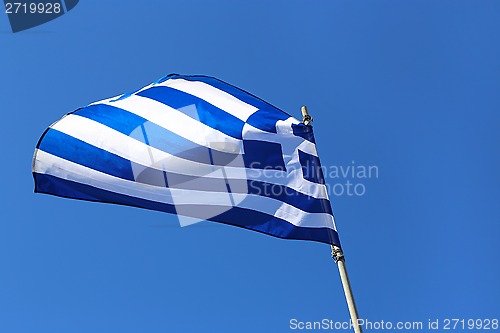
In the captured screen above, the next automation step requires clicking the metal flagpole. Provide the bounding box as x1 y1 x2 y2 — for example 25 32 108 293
301 106 363 333
331 246 363 333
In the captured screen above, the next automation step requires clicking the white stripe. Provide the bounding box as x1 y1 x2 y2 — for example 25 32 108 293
99 95 243 154
49 114 329 199
35 150 336 230
159 78 258 121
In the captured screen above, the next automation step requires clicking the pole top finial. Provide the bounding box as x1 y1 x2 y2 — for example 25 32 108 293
301 105 313 126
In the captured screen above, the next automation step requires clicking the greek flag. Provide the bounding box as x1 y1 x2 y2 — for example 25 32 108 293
33 74 340 246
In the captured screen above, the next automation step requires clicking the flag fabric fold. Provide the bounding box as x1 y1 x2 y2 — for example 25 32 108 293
33 74 340 246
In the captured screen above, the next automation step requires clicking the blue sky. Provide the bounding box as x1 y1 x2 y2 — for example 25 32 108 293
1 1 499 332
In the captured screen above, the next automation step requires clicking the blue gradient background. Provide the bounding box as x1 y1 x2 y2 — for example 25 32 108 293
1 1 499 332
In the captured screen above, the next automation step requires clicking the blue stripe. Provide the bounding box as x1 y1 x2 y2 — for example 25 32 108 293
246 110 290 133
34 173 176 214
137 86 244 139
34 173 340 246
292 123 316 143
243 140 286 170
157 74 291 133
298 149 326 185
75 104 142 135
39 129 136 181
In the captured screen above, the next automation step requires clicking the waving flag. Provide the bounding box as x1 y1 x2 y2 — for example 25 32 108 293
33 74 340 246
